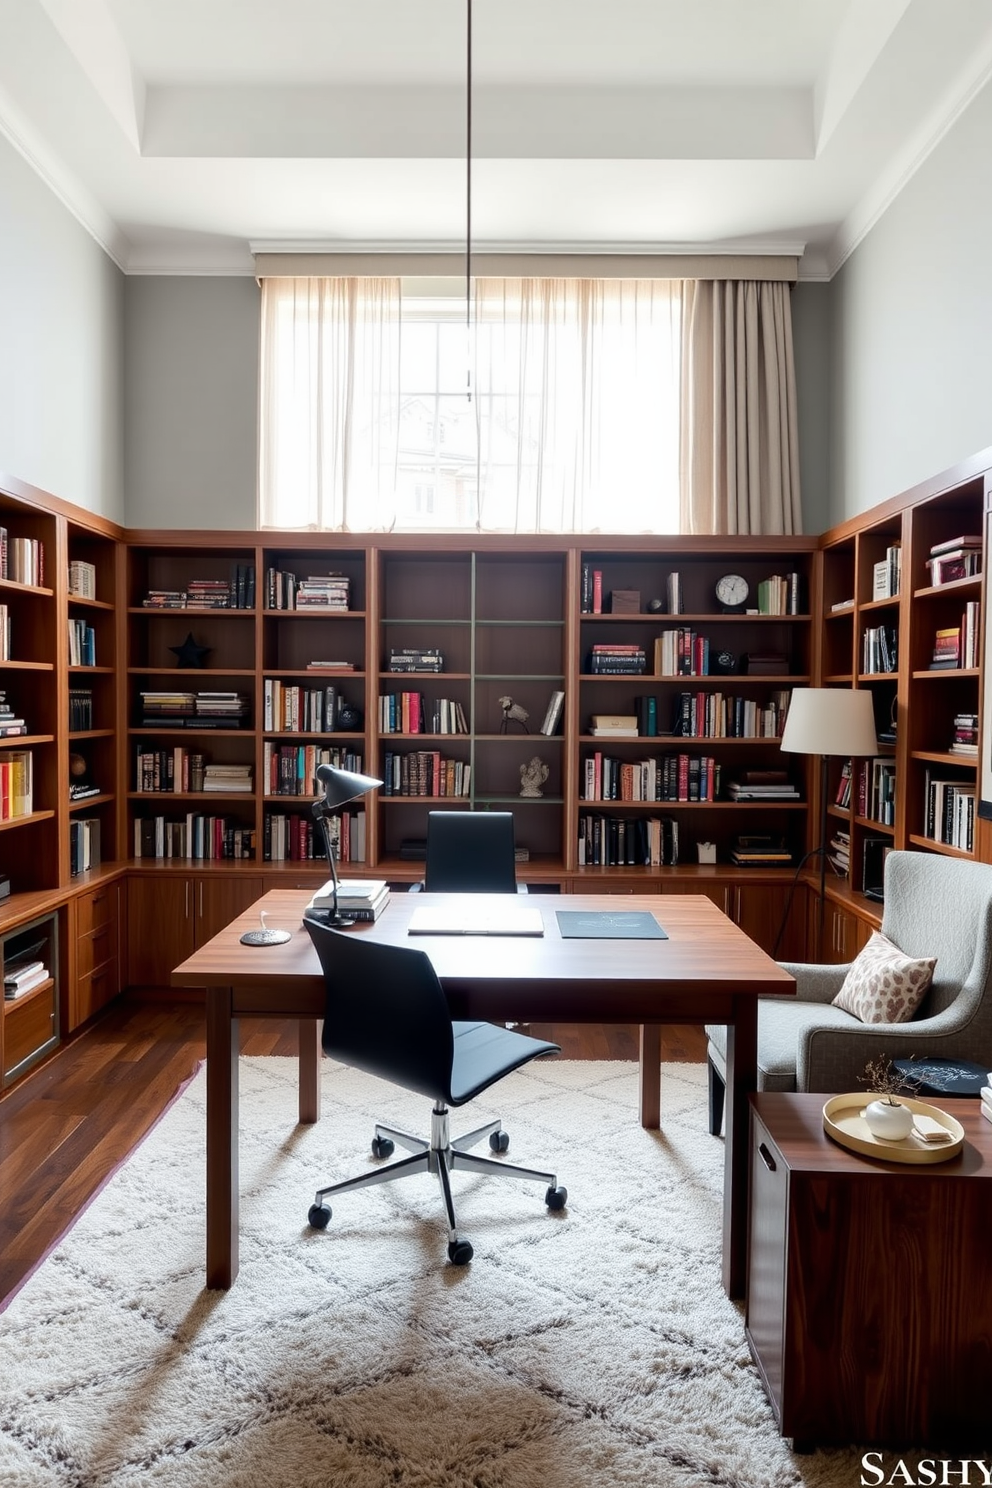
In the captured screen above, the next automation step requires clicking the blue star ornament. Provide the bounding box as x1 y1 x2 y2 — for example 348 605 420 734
169 632 212 668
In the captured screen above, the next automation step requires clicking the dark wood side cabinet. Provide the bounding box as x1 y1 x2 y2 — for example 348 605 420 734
746 1092 992 1450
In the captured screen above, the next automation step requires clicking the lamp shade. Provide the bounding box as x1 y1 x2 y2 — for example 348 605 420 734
780 688 879 758
314 763 382 809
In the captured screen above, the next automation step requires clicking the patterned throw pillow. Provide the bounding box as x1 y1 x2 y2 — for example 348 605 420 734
832 930 936 1024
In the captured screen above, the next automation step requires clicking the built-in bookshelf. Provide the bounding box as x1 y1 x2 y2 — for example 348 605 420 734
575 546 814 871
818 457 991 933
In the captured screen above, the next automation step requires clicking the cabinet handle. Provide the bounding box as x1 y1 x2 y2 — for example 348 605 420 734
198 882 204 917
91 892 107 906
185 881 190 918
757 1142 777 1173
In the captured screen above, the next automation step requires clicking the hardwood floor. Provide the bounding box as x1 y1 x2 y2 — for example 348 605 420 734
0 995 706 1310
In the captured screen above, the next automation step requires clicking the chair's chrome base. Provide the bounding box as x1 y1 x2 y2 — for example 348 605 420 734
310 1100 562 1262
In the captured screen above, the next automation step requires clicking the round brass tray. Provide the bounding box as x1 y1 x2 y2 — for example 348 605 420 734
822 1093 965 1164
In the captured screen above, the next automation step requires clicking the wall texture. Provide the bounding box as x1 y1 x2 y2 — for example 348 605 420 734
0 132 124 520
829 77 992 525
123 276 260 530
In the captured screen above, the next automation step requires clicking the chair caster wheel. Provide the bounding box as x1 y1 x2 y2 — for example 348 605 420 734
545 1185 567 1211
489 1130 510 1153
372 1136 394 1159
447 1238 474 1265
308 1203 332 1229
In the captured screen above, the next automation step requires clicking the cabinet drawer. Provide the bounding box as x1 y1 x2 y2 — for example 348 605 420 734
76 886 117 938
77 923 117 981
3 984 57 1080
74 959 120 1026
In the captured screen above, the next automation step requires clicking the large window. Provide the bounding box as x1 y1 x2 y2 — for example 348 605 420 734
259 277 682 535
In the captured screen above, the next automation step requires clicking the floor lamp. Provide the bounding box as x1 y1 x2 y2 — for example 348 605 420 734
780 689 878 960
311 763 383 928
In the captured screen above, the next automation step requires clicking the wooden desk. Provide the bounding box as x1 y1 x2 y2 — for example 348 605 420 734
172 889 794 1296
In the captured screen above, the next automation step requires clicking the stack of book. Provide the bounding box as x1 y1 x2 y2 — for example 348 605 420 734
729 836 792 866
185 579 232 608
978 1074 992 1127
142 589 187 607
589 713 638 738
202 763 252 793
930 627 961 669
68 559 96 598
306 659 355 673
308 878 389 921
0 691 27 737
293 574 351 610
139 690 197 725
726 771 799 802
949 713 979 756
4 955 49 1000
263 742 364 796
926 535 982 586
961 601 980 668
587 644 646 675
193 693 250 728
388 647 444 674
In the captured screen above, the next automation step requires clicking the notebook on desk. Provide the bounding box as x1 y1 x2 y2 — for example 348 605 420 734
407 905 545 937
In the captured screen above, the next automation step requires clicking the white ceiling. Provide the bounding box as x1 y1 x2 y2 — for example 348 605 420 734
2 0 992 279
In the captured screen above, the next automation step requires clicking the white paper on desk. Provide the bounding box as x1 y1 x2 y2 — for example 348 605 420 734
407 906 544 937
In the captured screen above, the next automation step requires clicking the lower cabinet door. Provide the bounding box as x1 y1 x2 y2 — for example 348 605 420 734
127 876 195 988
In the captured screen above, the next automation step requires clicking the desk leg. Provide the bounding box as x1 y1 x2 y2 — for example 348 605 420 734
638 1024 661 1128
299 1018 321 1124
206 988 239 1290
722 1002 757 1300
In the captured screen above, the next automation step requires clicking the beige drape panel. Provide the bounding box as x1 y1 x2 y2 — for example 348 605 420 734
258 276 401 531
679 280 802 535
474 277 681 534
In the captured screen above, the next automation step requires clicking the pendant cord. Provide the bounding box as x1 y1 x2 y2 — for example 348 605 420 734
466 0 472 402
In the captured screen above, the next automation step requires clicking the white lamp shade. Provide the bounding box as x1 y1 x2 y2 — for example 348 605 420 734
780 688 879 758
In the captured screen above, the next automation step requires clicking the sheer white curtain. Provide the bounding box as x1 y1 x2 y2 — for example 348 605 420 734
474 278 681 534
258 276 401 531
679 280 802 535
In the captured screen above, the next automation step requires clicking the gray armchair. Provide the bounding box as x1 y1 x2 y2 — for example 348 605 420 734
705 851 992 1134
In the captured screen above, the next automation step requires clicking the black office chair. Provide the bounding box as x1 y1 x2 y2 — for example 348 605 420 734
423 810 526 893
303 915 567 1264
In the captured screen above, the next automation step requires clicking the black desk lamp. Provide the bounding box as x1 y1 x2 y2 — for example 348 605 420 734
310 763 382 927
780 688 878 959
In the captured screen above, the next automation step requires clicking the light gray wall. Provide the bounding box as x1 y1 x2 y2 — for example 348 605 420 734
829 77 992 525
791 282 831 537
0 132 124 520
123 276 259 530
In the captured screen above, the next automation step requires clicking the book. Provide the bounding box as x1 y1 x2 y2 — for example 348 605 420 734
929 534 982 556
539 690 565 736
308 883 389 918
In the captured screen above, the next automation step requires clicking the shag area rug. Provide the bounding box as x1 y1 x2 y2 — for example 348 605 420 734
0 1058 941 1486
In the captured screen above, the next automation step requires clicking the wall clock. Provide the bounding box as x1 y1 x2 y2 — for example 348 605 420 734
715 574 749 613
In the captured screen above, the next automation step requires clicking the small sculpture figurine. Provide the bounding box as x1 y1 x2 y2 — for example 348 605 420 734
499 696 530 733
519 756 549 798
